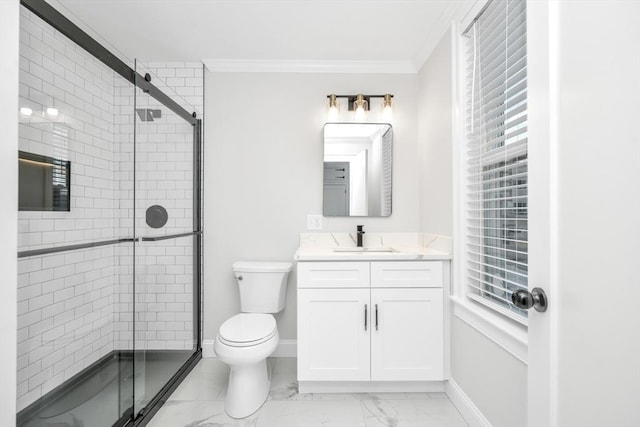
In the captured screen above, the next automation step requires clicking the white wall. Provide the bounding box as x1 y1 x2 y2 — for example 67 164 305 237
417 29 453 236
451 317 527 427
204 72 419 342
418 28 527 427
0 1 19 424
551 2 640 425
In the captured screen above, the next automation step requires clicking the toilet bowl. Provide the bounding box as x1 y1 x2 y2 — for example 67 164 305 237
214 261 292 418
214 313 279 418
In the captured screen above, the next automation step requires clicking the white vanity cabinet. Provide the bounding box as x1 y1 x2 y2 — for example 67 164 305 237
297 260 445 391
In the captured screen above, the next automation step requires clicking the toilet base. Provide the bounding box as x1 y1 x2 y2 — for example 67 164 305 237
225 359 270 419
214 319 279 419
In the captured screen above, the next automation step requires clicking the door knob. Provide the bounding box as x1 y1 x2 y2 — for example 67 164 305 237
511 288 548 312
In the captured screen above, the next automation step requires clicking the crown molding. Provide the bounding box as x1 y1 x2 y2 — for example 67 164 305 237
202 59 417 74
412 0 475 72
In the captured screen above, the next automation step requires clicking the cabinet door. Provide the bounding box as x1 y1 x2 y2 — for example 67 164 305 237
370 288 443 381
297 288 370 381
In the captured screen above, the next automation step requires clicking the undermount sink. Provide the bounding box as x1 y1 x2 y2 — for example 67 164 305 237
332 247 396 253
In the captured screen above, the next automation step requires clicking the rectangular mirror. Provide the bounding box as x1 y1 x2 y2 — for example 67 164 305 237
323 123 392 217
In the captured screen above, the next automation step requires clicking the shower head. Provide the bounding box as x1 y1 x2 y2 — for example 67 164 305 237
135 108 162 122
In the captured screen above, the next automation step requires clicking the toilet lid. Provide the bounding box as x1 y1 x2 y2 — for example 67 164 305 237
219 313 277 345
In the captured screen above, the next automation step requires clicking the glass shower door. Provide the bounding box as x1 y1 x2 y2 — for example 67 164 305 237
15 3 201 426
16 6 136 424
131 61 200 418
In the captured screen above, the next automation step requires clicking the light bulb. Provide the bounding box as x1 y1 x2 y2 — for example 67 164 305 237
46 107 59 117
327 94 339 121
20 107 33 116
328 106 339 121
353 94 367 122
381 94 393 122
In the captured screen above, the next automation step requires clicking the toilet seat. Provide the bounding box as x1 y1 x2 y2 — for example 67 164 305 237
218 313 277 347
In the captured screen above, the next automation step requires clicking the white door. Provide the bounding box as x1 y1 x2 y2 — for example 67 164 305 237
526 2 554 425
297 288 370 381
370 288 443 381
323 162 350 216
527 2 640 426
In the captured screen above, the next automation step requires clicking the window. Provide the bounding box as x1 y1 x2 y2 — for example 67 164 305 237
463 0 528 323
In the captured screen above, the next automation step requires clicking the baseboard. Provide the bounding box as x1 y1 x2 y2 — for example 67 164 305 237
271 339 297 357
299 381 445 394
202 339 216 357
445 378 492 427
202 339 297 358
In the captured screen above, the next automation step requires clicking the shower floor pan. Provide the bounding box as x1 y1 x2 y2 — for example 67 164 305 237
18 350 193 427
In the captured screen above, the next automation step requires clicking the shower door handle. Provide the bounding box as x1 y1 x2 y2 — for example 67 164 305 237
140 230 202 242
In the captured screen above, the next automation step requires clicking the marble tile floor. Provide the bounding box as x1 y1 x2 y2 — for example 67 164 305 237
148 358 468 427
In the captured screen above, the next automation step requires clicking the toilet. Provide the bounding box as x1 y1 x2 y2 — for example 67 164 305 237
214 261 293 418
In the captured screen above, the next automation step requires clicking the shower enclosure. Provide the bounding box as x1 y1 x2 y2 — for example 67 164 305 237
16 1 202 425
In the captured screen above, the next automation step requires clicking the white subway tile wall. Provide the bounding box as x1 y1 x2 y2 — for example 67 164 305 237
16 8 203 411
18 7 120 253
17 8 123 411
112 61 201 352
139 61 204 117
134 237 194 350
134 95 194 237
17 247 116 411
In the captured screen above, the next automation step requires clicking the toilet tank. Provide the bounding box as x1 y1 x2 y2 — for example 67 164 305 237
233 261 293 313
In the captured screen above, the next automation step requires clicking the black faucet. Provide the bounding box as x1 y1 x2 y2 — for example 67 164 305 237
356 225 365 247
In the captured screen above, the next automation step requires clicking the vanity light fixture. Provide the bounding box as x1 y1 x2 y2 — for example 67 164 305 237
326 93 394 122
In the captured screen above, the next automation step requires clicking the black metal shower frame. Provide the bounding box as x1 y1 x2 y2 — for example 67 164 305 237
17 1 204 426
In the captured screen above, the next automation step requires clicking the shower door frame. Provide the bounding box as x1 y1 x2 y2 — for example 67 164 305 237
18 1 204 426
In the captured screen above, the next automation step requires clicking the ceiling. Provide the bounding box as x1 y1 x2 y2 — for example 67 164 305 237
52 0 467 71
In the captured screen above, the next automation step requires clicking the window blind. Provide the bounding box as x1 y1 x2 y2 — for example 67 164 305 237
464 0 528 323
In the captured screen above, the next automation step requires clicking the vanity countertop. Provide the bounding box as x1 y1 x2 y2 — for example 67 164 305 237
294 246 451 261
295 232 453 261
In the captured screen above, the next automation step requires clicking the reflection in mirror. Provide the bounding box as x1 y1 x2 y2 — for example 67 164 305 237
323 123 392 217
